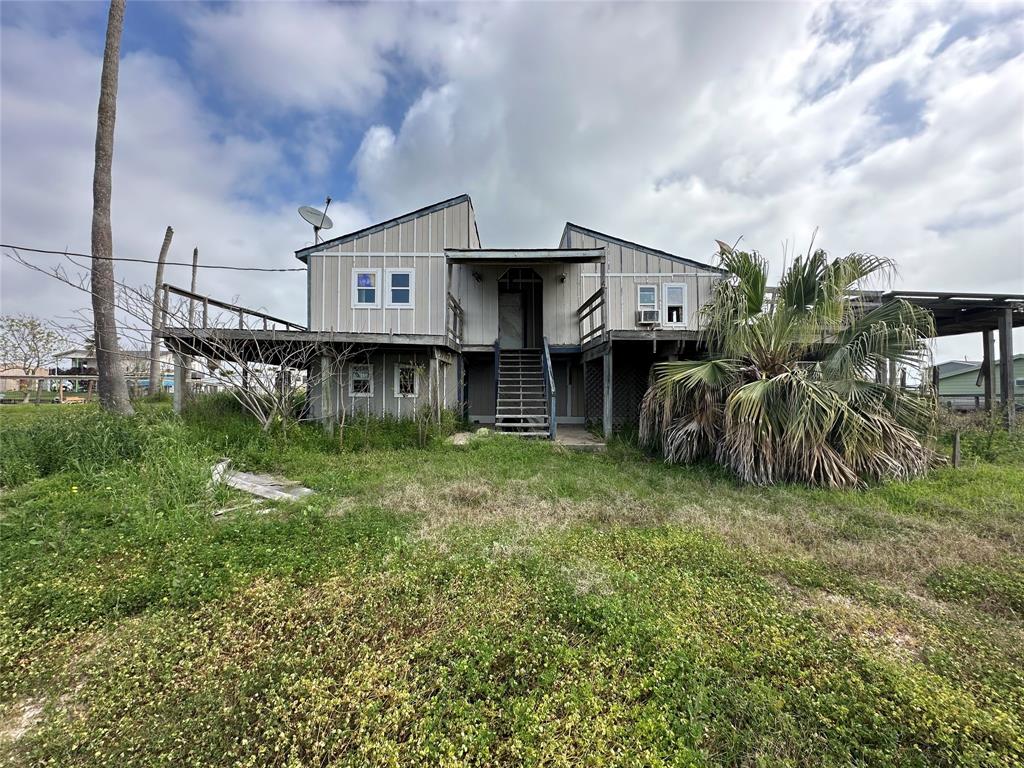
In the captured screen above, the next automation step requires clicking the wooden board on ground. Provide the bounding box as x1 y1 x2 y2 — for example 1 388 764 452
211 458 314 502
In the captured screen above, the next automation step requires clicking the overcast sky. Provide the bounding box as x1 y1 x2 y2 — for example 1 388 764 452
1 0 1021 362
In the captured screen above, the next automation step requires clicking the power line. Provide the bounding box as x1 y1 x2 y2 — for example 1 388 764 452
1 244 306 272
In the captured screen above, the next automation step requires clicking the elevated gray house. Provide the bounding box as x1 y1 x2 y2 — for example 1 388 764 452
293 194 724 437
161 194 1022 433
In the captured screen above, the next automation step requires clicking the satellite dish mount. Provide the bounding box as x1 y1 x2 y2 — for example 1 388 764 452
298 197 334 245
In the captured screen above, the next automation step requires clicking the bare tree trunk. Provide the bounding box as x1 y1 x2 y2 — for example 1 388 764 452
148 225 173 395
91 0 133 415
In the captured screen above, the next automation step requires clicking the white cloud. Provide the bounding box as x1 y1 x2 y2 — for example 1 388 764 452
0 21 369 335
2 1 1021 365
346 1 1023 361
181 1 464 117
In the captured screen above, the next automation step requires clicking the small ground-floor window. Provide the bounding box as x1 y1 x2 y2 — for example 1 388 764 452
395 363 418 397
349 364 373 397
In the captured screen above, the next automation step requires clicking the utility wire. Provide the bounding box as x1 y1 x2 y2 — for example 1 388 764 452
1 244 306 272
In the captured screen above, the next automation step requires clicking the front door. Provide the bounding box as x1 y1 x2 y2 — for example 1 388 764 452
498 292 524 349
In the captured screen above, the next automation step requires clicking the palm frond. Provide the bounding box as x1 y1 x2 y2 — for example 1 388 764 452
640 240 936 489
640 359 742 461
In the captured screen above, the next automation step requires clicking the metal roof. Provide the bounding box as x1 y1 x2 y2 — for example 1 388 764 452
295 194 480 261
560 222 726 273
877 291 1024 337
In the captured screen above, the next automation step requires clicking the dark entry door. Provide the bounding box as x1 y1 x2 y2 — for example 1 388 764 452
498 292 524 349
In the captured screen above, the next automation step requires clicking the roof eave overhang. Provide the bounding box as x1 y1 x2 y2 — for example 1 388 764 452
561 222 727 274
445 248 605 265
294 193 474 262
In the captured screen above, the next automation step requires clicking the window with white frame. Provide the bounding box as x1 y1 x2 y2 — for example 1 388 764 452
385 269 415 308
663 283 688 326
348 364 373 397
352 269 381 308
394 363 418 397
637 285 657 311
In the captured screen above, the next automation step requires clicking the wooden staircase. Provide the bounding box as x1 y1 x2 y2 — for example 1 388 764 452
495 348 550 437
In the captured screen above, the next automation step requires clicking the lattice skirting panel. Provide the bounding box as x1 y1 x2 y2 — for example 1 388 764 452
582 354 655 428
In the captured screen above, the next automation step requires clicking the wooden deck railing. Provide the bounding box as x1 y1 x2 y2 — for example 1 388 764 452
160 283 306 332
577 288 605 346
446 292 465 346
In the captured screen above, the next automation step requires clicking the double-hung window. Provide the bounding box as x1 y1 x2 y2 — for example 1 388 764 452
394 363 418 397
348 364 373 397
663 283 688 326
352 269 381 308
385 269 415 309
637 285 657 311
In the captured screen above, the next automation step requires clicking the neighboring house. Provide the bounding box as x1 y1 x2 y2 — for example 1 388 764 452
56 348 97 374
0 365 48 391
297 194 724 435
932 354 1024 411
55 347 212 393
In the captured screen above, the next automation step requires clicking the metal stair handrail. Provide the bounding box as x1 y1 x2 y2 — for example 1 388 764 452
542 336 557 440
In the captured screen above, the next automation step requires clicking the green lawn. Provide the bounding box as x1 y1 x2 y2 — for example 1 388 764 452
1 400 1022 766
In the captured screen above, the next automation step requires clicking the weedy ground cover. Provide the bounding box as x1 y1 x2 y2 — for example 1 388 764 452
1 401 1021 766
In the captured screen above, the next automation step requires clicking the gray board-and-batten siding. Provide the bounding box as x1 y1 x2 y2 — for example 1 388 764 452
304 197 477 335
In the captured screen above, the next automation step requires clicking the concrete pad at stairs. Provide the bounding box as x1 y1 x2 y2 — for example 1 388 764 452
554 425 606 452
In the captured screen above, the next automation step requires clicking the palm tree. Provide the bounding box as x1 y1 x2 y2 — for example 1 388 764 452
639 242 937 488
91 0 133 415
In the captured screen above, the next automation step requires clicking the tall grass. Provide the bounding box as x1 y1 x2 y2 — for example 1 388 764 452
1 408 166 487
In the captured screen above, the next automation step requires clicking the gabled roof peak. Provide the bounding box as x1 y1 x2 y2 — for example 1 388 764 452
560 222 725 273
296 194 478 261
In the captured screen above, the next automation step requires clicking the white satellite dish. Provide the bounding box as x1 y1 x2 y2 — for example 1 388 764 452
299 206 333 230
298 198 333 244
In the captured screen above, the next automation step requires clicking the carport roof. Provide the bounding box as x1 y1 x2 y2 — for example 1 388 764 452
878 291 1024 337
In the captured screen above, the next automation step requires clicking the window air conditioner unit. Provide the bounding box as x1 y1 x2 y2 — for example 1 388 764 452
636 309 661 325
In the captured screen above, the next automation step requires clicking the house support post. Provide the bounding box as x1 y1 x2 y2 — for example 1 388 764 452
998 307 1015 428
982 329 995 413
582 359 589 423
602 343 613 439
429 354 441 422
173 352 189 414
313 354 334 436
